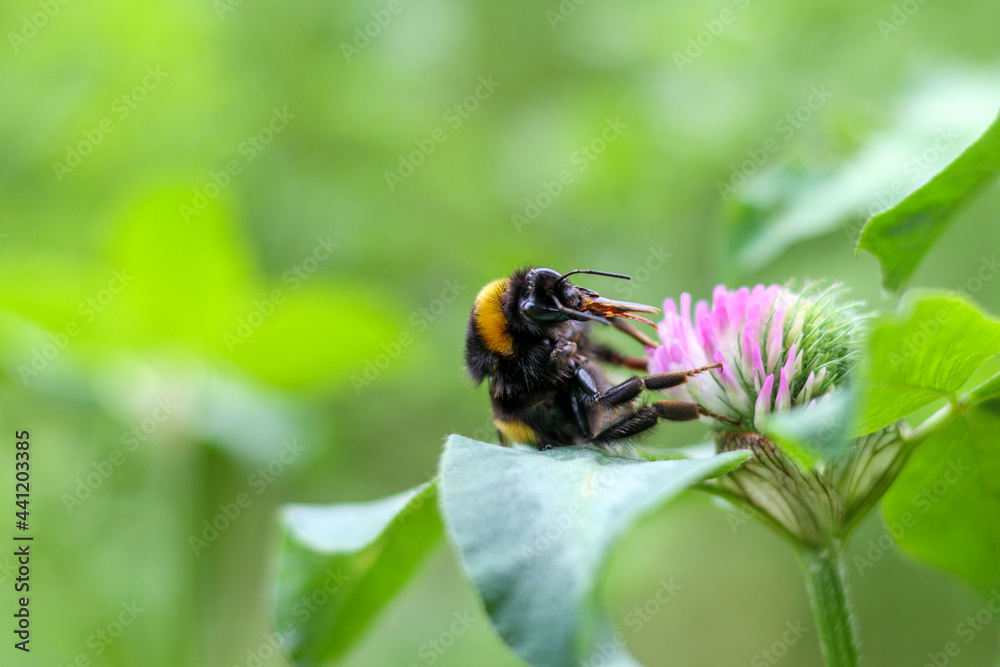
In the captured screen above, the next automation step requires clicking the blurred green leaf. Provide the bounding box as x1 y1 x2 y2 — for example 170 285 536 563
275 483 443 666
438 435 748 667
882 403 1000 593
857 110 1000 291
854 291 1000 436
0 253 117 331
108 189 253 349
226 283 401 389
726 74 1000 272
765 389 854 468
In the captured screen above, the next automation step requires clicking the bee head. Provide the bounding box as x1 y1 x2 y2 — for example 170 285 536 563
516 268 660 330
519 268 595 324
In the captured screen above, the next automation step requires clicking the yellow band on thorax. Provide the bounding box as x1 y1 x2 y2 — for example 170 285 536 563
474 278 515 356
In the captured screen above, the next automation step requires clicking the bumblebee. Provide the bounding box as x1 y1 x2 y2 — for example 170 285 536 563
464 267 737 449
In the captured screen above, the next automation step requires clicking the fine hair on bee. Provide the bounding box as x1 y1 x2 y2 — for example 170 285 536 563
464 266 738 450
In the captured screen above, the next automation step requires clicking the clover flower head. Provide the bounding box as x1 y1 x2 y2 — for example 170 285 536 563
648 283 859 432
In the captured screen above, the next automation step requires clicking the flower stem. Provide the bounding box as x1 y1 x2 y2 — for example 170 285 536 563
798 543 862 667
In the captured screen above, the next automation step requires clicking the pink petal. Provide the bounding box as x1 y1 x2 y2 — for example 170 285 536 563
775 367 791 412
662 298 678 318
732 286 750 323
801 370 816 403
669 341 685 365
650 346 670 374
766 307 786 369
782 343 797 382
713 351 737 388
743 323 764 385
755 373 775 421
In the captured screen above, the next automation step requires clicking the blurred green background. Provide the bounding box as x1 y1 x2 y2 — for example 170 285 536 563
1 0 999 665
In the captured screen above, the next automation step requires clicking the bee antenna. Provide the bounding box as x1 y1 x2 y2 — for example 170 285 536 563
556 269 632 285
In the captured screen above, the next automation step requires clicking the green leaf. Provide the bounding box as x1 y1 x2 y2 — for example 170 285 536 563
275 483 443 666
438 435 748 667
725 74 1000 272
854 291 1000 436
765 390 855 468
857 110 1000 291
882 404 1000 593
965 371 1000 406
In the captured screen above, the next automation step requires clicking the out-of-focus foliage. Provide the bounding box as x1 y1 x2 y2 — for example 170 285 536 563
856 109 1000 291
277 484 442 665
883 399 1000 594
1 0 1000 665
726 74 1000 273
437 436 746 667
854 292 1000 435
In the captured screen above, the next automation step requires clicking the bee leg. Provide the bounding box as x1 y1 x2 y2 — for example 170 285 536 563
569 392 592 440
592 406 661 443
587 343 649 371
592 399 739 444
550 339 578 365
651 400 740 425
591 364 722 408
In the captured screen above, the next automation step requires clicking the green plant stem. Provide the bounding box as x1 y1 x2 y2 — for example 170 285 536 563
798 543 861 667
